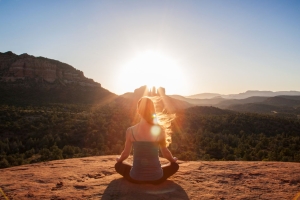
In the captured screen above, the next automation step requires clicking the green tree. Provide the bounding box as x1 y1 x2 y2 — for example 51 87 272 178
51 145 63 160
40 148 52 161
62 145 75 158
0 158 10 168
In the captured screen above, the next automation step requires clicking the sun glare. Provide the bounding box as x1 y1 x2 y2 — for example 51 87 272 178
118 51 186 94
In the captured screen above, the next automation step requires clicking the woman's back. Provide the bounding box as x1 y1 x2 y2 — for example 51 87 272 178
130 123 162 142
129 125 163 181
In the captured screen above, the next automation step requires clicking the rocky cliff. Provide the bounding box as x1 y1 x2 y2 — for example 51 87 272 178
0 51 100 88
0 51 116 105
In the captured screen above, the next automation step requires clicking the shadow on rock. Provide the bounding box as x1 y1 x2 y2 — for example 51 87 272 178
101 178 189 200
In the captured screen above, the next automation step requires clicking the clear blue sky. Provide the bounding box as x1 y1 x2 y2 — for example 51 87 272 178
1 0 300 95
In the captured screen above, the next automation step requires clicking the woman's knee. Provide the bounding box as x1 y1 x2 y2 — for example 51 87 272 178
171 162 179 171
115 162 122 172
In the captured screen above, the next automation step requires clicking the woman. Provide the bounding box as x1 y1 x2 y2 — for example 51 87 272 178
115 96 179 184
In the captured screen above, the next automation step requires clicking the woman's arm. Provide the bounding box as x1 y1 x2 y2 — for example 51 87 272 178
159 130 177 163
116 128 132 163
160 146 177 163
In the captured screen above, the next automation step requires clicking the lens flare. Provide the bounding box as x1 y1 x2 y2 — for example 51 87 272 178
151 125 161 136
152 113 159 124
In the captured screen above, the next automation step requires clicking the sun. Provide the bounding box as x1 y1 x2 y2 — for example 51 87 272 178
117 51 186 94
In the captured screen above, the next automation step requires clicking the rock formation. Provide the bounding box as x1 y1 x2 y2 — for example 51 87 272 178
133 85 166 97
122 85 191 113
0 51 117 105
0 51 100 88
0 155 300 199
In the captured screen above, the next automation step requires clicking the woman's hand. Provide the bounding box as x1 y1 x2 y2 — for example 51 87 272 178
173 157 178 162
116 157 120 162
160 146 178 163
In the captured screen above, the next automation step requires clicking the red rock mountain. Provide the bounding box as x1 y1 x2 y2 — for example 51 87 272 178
0 51 100 87
0 51 116 105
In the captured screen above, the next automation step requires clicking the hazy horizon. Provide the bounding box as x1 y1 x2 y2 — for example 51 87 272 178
1 0 300 96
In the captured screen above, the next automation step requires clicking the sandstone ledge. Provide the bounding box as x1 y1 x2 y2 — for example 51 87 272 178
1 155 300 200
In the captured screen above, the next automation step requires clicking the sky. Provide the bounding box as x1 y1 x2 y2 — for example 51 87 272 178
1 0 300 96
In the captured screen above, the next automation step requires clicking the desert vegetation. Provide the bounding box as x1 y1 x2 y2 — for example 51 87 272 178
1 98 300 168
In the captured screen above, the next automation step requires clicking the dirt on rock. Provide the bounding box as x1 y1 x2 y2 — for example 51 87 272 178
1 155 300 200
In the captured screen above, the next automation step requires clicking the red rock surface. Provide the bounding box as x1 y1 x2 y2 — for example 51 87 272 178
1 155 300 200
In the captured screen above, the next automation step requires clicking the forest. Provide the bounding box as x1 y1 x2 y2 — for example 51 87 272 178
1 97 300 168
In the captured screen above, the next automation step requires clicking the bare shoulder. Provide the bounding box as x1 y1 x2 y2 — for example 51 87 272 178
127 124 138 133
125 127 132 136
125 124 138 139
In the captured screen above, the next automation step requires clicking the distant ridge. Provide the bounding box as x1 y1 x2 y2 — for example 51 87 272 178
222 90 300 99
171 92 300 117
169 94 225 106
185 93 221 99
186 90 300 100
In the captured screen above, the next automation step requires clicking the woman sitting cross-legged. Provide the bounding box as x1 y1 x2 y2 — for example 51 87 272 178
115 96 179 184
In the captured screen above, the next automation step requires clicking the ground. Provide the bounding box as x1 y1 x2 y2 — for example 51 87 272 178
1 155 300 200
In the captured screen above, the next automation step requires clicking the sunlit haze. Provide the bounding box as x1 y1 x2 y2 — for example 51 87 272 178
1 0 300 95
117 51 187 95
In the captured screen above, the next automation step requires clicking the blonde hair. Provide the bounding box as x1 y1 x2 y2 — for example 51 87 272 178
137 96 175 147
137 97 156 125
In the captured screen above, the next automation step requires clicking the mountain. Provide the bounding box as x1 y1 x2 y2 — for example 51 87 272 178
222 90 300 99
170 95 226 106
172 94 300 109
227 103 300 116
185 93 221 99
0 51 99 86
0 51 116 105
278 96 300 101
262 96 300 107
216 96 269 108
224 96 300 116
182 106 234 116
172 92 300 116
186 90 300 100
228 103 283 114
